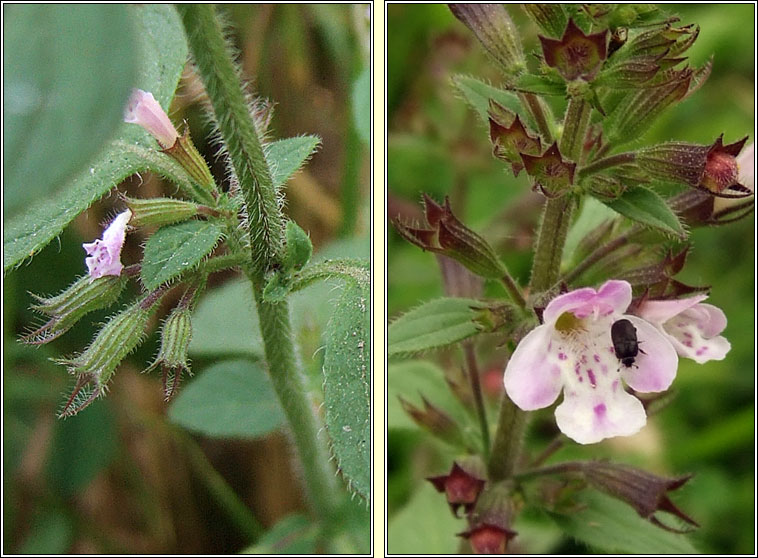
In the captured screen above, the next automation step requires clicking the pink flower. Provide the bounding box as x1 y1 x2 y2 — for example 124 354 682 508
123 89 179 148
503 280 678 444
635 294 730 364
83 210 132 279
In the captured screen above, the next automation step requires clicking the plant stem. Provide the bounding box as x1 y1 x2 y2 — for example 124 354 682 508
528 195 575 294
178 5 282 281
252 283 340 518
463 342 490 458
578 151 636 179
179 5 339 520
560 97 591 162
488 394 528 481
518 92 553 143
499 272 527 309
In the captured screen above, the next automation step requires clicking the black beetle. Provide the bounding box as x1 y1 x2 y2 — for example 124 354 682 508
611 318 642 368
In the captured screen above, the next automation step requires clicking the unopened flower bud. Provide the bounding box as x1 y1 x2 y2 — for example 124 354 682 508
701 135 750 197
83 209 132 280
636 142 710 186
57 299 156 417
393 195 508 279
124 89 179 149
145 306 193 401
428 459 486 516
121 195 200 228
521 4 567 39
20 274 127 345
582 461 698 533
459 481 517 553
399 396 464 447
539 18 608 81
124 89 216 195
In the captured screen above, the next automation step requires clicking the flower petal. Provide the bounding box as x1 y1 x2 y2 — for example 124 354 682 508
636 294 709 325
663 304 730 363
736 142 754 192
83 210 131 279
555 387 646 444
620 316 678 392
503 325 563 410
543 280 631 324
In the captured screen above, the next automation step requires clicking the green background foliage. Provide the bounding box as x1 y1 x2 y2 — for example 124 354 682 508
3 4 369 554
387 4 754 554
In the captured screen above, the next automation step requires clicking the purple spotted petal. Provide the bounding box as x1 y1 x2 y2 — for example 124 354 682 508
619 316 678 392
555 387 646 444
83 210 131 280
503 324 563 410
636 295 708 325
663 304 730 363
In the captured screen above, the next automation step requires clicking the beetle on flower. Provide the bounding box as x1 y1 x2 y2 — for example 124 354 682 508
503 280 678 444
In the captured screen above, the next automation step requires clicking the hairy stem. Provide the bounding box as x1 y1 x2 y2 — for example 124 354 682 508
578 151 636 179
179 5 340 520
488 394 528 481
179 5 282 281
518 92 553 143
529 195 575 294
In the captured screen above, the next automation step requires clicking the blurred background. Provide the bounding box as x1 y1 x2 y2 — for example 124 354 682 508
387 4 754 554
4 4 369 554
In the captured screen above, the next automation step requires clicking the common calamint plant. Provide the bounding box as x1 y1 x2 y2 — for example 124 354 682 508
390 4 752 553
12 4 369 548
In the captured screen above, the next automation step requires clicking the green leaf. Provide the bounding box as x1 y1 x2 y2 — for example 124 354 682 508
189 279 262 357
352 65 371 144
266 135 321 189
388 297 482 358
168 359 286 438
141 221 223 290
600 186 686 237
323 280 370 500
451 74 522 126
388 483 465 554
3 4 188 273
514 73 567 96
387 360 471 432
548 490 699 554
3 5 138 219
242 514 318 555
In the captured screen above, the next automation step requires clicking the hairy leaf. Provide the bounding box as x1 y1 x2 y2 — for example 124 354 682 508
389 297 482 357
4 4 188 272
4 5 138 219
323 279 370 500
141 221 223 290
266 135 321 189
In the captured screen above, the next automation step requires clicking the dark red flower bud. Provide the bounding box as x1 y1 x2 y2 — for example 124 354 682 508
520 142 576 198
458 523 517 554
701 135 750 197
539 18 608 81
393 195 507 279
428 461 486 517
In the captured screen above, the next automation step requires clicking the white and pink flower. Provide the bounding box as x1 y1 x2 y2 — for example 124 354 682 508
504 280 678 445
83 209 132 280
635 294 730 364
